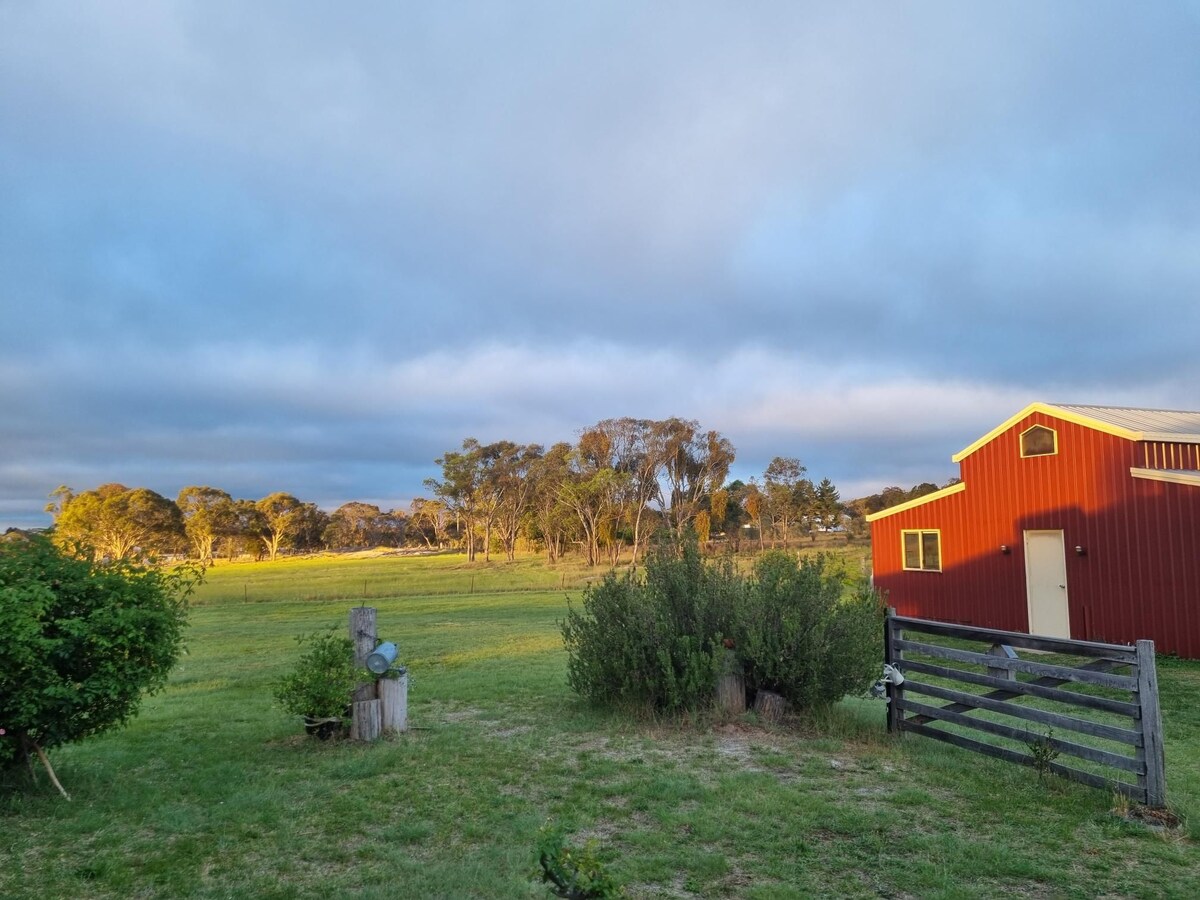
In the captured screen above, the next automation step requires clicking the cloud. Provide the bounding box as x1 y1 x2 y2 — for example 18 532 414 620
1 2 1198 527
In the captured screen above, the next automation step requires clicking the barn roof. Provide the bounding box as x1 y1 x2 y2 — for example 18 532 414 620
952 402 1200 463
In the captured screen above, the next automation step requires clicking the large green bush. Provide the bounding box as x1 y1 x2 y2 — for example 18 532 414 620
562 534 738 713
561 535 881 715
736 552 882 710
0 533 194 774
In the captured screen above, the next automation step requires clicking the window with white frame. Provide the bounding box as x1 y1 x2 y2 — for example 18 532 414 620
902 530 941 571
1020 424 1057 457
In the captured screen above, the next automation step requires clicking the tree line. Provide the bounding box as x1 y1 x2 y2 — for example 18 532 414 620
40 416 948 566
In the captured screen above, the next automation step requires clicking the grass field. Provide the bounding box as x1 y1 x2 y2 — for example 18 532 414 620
2 550 1197 898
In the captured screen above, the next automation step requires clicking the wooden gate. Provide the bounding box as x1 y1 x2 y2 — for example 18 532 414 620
884 610 1166 807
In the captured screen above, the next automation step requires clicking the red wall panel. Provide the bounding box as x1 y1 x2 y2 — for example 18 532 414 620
872 411 1200 657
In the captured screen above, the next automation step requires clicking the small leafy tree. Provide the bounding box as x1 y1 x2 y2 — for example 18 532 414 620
0 533 194 795
272 627 358 723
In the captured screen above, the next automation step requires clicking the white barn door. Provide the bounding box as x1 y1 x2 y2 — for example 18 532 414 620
1024 530 1071 638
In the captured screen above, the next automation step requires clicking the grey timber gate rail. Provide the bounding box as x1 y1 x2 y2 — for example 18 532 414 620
884 610 1166 807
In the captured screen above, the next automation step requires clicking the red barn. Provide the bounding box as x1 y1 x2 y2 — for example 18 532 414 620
868 403 1200 658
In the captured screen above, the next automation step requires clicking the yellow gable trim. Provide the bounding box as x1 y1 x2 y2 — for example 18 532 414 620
950 402 1142 463
865 482 966 522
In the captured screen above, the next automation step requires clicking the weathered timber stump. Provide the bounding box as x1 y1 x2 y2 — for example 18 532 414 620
379 672 409 734
350 699 382 741
716 649 746 715
717 674 746 715
753 690 786 723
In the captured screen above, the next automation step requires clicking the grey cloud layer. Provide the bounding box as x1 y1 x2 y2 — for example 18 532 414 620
2 2 1198 527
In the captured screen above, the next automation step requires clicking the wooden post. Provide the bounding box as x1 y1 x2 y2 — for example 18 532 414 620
753 690 786 723
1135 640 1166 807
350 699 382 741
380 672 409 733
884 607 901 734
987 643 1018 682
716 650 745 715
349 607 378 739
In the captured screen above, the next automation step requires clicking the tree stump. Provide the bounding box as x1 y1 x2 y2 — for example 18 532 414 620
350 699 382 741
379 672 408 734
717 673 746 715
716 649 745 715
753 690 786 723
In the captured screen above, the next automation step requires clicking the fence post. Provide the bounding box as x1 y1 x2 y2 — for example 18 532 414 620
884 607 900 734
986 644 1018 682
349 607 379 741
1135 640 1166 807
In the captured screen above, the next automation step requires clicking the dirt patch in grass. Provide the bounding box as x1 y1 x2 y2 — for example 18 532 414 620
1115 803 1185 831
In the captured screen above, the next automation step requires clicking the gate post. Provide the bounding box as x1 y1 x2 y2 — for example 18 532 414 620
884 607 901 734
1135 640 1166 807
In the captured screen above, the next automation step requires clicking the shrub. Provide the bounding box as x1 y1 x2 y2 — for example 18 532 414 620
561 533 739 714
536 823 624 899
272 626 358 721
561 535 882 716
736 552 882 710
0 532 194 779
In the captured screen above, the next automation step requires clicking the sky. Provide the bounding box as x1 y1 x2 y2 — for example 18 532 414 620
2 2 1199 530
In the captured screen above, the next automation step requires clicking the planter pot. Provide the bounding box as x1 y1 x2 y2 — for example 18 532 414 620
303 716 345 740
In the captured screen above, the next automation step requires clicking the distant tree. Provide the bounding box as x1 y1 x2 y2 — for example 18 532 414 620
44 485 74 522
55 484 184 560
580 418 668 565
408 497 449 549
324 502 406 549
325 502 375 549
717 482 750 550
742 479 765 552
492 442 543 561
427 439 486 562
226 499 267 560
813 477 841 532
763 456 807 548
655 418 734 536
290 503 329 552
694 509 712 549
559 460 628 567
528 443 574 563
255 493 304 561
177 486 235 564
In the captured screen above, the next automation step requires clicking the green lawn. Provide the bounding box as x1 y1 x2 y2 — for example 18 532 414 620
1 551 1196 898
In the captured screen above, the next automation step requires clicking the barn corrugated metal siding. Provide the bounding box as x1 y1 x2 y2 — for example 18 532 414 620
871 410 1200 658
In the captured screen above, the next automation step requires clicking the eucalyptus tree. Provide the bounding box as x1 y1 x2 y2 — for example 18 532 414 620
177 486 235 564
741 479 766 552
427 439 486 561
55 483 185 561
255 492 304 561
528 442 573 563
655 418 735 536
324 502 404 549
580 417 666 565
408 497 449 549
558 462 628 567
763 456 807 548
492 442 543 561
